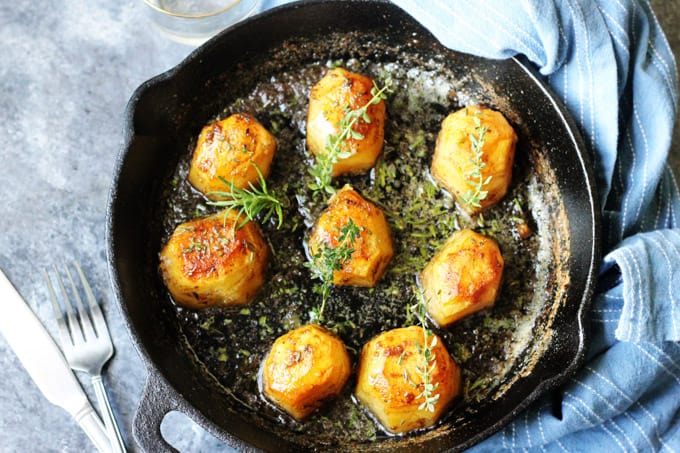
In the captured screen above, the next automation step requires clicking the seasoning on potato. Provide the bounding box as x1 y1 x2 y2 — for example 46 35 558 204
261 324 351 420
355 326 461 434
159 209 268 309
307 185 393 288
420 229 504 327
188 113 276 199
306 67 387 178
431 105 517 215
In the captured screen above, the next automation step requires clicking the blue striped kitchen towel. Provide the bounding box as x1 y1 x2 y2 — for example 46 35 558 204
260 0 680 451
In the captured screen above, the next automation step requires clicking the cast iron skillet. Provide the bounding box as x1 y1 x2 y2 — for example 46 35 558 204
107 0 601 451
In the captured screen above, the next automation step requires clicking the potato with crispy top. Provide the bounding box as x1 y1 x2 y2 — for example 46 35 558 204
159 209 268 309
307 67 386 176
431 105 517 215
188 113 276 199
420 229 504 327
261 324 351 420
307 185 393 287
355 326 461 434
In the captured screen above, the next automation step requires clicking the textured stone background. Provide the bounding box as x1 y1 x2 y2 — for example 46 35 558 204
0 1 677 452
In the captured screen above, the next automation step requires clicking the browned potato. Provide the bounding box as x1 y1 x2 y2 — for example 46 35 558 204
261 324 351 420
158 209 268 309
188 113 276 199
355 326 461 434
306 67 386 176
420 229 504 327
307 185 393 287
431 105 517 215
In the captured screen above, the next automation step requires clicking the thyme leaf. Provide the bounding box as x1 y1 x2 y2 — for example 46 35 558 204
409 290 440 413
308 76 393 195
305 219 361 323
459 112 491 210
207 162 285 229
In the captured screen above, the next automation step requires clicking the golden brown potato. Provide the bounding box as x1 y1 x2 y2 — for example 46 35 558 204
307 185 393 287
261 324 351 420
188 113 276 199
306 67 386 176
420 229 504 327
159 209 268 309
355 326 461 434
431 105 517 215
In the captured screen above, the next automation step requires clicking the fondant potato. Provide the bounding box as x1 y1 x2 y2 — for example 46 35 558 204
188 113 276 199
355 326 461 434
431 105 517 215
261 324 351 420
307 67 386 176
308 185 393 287
159 209 268 309
420 229 504 327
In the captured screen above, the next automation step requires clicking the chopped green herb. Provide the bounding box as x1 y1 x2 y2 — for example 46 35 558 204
459 112 491 211
207 162 285 229
305 219 361 323
309 76 393 196
407 290 441 412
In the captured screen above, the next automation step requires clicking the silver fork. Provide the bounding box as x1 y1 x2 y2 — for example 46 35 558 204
45 261 127 453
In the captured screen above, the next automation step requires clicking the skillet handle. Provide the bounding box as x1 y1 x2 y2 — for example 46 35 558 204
133 372 180 453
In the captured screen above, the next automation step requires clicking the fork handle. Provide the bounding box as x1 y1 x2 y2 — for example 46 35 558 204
92 374 127 453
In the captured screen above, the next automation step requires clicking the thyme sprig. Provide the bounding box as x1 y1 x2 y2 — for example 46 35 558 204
409 291 441 412
305 219 361 323
309 76 393 195
459 113 491 210
207 162 284 229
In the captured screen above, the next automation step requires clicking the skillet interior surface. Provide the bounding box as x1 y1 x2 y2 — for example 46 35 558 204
108 1 599 451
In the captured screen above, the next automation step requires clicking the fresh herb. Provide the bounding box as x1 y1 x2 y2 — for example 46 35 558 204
469 376 486 391
513 197 523 211
409 290 441 412
193 203 207 219
216 347 228 362
305 219 361 323
465 376 488 402
309 76 393 195
183 238 207 254
459 112 491 210
207 162 285 228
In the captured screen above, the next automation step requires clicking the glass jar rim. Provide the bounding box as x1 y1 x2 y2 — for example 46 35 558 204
143 0 242 19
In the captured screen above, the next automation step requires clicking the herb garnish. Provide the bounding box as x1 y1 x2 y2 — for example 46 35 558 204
459 112 491 210
309 76 393 195
305 219 361 323
207 162 284 228
408 290 440 412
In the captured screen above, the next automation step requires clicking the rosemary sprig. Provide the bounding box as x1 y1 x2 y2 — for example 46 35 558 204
305 219 361 323
308 76 393 195
409 291 440 413
207 162 284 229
459 113 491 210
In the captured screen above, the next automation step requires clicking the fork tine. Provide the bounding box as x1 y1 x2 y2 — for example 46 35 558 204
63 260 98 341
44 270 73 347
53 264 84 344
73 261 111 341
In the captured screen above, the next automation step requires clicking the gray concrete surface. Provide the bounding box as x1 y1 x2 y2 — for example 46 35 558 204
0 2 677 452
